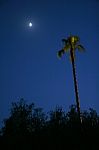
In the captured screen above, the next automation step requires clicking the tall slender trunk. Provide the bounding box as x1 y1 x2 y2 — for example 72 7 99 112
70 48 81 123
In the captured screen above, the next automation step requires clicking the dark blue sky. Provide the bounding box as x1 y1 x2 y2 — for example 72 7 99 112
0 0 99 126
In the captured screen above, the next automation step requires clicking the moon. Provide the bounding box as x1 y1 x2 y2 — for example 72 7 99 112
29 22 32 27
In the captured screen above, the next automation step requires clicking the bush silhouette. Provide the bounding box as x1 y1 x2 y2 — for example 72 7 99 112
0 99 99 150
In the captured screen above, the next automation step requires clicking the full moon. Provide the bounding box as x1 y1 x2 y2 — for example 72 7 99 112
29 22 32 27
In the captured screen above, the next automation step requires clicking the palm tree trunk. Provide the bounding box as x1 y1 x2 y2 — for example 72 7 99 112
70 48 81 123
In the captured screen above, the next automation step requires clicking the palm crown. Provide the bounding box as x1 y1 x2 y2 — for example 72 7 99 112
57 35 85 59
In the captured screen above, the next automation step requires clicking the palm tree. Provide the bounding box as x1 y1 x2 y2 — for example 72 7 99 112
57 35 85 123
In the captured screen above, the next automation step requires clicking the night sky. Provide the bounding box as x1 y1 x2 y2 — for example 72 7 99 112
0 0 99 126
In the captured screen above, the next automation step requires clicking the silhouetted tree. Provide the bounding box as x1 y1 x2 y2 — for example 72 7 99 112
31 107 47 132
49 106 65 126
1 99 99 150
2 98 34 137
82 108 98 129
66 105 79 126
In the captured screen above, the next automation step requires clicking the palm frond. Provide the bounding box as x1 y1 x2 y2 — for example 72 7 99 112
74 36 79 42
57 49 65 58
77 44 85 52
63 44 71 52
62 39 68 44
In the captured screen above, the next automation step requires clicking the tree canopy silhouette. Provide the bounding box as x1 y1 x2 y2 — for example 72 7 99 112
0 99 99 150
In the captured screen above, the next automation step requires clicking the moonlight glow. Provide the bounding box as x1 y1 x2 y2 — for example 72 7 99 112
29 22 32 27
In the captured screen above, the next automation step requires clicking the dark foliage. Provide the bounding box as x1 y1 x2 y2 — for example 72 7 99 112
0 99 99 150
